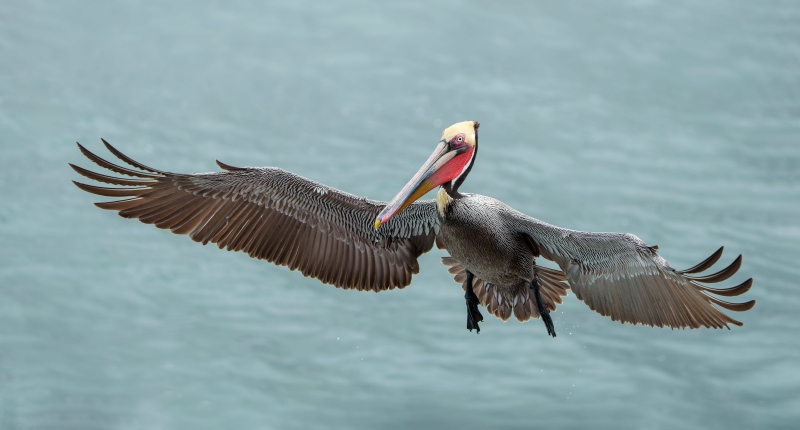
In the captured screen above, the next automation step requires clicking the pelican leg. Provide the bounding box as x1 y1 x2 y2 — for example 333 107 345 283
531 267 557 338
464 270 484 333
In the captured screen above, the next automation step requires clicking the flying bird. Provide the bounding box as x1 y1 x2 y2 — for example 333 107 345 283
70 121 754 337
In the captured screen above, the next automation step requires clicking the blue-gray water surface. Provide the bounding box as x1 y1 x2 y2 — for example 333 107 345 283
1 1 799 429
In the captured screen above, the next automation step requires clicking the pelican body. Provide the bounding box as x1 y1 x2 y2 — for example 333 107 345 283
71 121 754 336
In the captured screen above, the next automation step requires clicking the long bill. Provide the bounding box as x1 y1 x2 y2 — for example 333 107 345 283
374 140 459 229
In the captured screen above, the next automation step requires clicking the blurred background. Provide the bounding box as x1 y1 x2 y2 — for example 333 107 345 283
1 0 799 429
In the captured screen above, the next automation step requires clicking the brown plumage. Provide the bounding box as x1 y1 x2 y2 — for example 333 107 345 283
71 140 438 292
70 120 755 335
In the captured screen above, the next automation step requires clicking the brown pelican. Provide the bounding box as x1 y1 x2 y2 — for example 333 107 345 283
70 121 754 337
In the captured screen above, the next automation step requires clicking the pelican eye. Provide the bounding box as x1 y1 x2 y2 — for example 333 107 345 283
449 133 467 149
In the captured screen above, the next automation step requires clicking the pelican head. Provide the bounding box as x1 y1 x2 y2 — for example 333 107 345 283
374 120 479 229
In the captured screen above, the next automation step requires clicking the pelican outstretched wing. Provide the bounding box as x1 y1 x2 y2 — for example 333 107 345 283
514 213 754 328
70 140 439 291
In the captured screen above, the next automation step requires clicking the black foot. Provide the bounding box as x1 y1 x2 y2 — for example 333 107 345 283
464 270 484 333
532 270 556 338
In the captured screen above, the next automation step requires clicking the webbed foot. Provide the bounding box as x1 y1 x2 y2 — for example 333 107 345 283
464 270 484 333
532 270 556 338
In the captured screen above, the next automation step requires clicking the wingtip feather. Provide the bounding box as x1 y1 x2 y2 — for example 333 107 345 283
688 254 742 284
679 246 725 274
101 139 164 174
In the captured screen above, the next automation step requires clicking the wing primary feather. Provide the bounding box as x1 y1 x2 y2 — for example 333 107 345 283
678 247 724 274
686 255 742 284
72 181 150 197
118 192 190 219
695 278 753 297
704 295 755 313
138 184 182 200
101 139 165 173
168 200 221 234
194 203 235 245
213 202 254 248
77 143 160 178
70 164 157 186
214 202 255 248
94 197 146 211
152 198 211 228
222 206 258 251
138 199 194 225
653 273 687 328
186 199 225 239
207 203 248 245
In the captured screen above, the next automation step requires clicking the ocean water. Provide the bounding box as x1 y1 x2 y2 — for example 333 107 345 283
1 1 799 429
